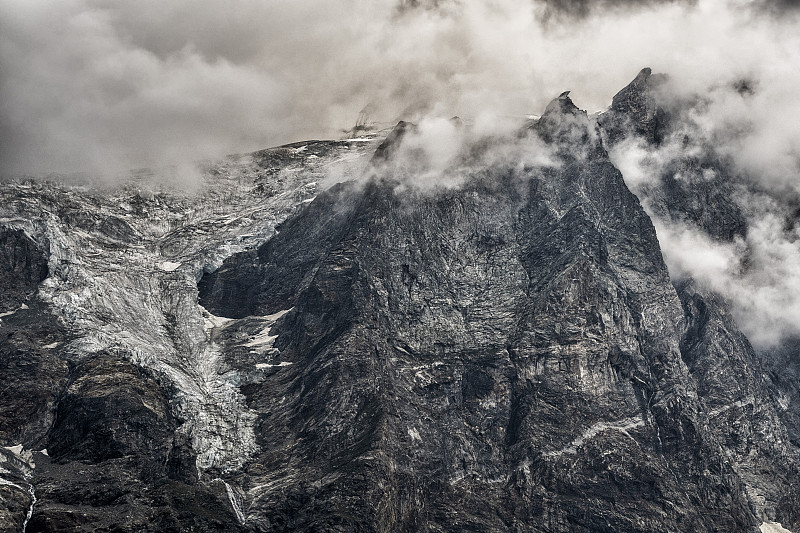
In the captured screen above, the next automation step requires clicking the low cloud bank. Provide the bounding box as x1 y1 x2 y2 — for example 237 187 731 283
1 0 799 183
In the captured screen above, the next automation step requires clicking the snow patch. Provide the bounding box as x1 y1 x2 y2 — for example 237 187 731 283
245 325 278 349
246 308 293 351
260 308 292 322
256 362 293 369
201 306 233 331
762 522 794 533
5 444 23 456
3 444 34 467
408 427 422 443
160 261 182 271
43 342 59 349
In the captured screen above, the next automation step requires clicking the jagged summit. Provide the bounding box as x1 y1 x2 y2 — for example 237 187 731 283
601 66 671 145
533 90 599 155
601 67 748 241
542 91 582 116
629 66 653 87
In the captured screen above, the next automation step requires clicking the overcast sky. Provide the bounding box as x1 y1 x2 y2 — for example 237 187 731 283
1 0 798 178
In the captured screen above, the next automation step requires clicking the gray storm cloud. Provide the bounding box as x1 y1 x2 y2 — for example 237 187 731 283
1 0 798 179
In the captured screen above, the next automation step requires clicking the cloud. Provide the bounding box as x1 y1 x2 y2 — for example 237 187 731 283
0 0 796 180
535 0 697 21
604 70 800 348
745 0 800 15
0 0 291 179
367 113 560 194
650 202 800 349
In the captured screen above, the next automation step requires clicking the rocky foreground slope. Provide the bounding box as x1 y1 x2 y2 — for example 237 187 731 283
1 71 799 532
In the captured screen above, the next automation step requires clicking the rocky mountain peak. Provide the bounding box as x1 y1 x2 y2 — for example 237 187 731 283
599 68 748 241
601 66 671 146
533 90 598 152
541 90 582 118
193 90 796 531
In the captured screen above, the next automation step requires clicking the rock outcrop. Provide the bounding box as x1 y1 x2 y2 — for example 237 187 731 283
600 67 748 242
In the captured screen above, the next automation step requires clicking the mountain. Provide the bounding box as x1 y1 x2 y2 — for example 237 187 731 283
0 71 798 532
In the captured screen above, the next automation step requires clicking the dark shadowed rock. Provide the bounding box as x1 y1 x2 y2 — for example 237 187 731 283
676 280 800 524
0 301 68 447
47 354 176 466
0 227 48 313
23 353 247 532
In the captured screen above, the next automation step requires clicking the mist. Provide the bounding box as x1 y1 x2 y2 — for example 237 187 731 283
0 0 798 180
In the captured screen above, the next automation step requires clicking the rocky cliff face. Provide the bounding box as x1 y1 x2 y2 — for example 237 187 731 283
0 74 798 532
603 69 800 530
